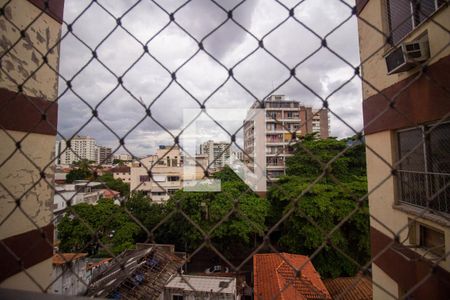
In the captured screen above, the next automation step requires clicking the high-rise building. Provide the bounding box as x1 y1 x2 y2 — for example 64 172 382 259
199 140 231 171
357 1 450 299
95 145 112 165
244 95 330 180
58 136 96 165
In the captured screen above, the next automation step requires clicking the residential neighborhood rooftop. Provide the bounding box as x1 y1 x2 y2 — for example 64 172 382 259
253 253 331 300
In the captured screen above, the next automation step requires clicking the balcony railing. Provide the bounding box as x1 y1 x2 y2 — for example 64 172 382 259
398 170 450 214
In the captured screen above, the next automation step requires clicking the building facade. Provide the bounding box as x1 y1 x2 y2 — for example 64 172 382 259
199 140 231 171
244 95 330 180
130 146 208 202
59 135 96 165
357 1 450 299
113 153 133 162
112 166 131 184
95 145 112 165
0 0 64 291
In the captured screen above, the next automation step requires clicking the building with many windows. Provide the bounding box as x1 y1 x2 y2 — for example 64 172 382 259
199 140 231 171
95 145 112 165
57 136 96 165
357 0 449 298
130 146 208 202
244 95 330 180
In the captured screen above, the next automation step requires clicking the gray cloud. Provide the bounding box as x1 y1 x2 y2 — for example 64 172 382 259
58 0 362 156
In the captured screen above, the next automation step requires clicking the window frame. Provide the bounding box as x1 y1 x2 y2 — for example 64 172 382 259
386 0 446 46
396 121 450 214
408 218 446 259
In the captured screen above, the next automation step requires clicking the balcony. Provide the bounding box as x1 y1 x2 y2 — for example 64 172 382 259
398 170 450 215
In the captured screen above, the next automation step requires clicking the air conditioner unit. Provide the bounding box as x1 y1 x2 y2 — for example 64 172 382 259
385 40 430 74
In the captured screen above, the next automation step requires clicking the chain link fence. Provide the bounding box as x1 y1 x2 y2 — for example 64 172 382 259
0 0 449 299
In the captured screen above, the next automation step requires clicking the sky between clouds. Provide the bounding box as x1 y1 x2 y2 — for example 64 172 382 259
57 0 362 157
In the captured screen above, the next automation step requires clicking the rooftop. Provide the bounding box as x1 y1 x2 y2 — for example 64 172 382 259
165 274 236 294
323 276 372 300
253 253 331 300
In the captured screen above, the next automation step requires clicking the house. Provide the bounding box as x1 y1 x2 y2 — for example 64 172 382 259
112 165 131 184
162 275 238 300
130 145 209 202
357 0 450 299
50 253 89 296
253 253 331 300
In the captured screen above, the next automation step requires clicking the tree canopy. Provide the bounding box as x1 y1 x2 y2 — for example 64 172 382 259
57 199 140 256
156 167 270 257
268 136 369 278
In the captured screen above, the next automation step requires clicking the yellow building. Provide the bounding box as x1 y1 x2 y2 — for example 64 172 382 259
357 0 450 299
130 146 208 202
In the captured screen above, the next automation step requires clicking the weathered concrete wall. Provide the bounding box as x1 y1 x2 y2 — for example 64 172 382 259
0 0 63 291
0 0 61 101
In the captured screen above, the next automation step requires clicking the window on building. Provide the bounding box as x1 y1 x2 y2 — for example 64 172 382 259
420 224 445 257
139 175 149 182
167 176 180 182
397 121 450 214
409 219 445 257
387 0 445 45
172 295 184 300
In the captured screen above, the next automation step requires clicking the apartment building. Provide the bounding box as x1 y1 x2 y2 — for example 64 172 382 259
113 153 133 161
244 95 330 180
199 140 231 171
112 166 131 184
95 145 112 165
58 136 96 165
357 1 450 299
0 0 64 291
130 146 208 202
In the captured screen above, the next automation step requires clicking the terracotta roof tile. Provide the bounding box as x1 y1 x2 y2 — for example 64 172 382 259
323 276 372 300
254 253 331 300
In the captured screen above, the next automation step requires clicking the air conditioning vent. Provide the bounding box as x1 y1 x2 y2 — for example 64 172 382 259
385 40 430 74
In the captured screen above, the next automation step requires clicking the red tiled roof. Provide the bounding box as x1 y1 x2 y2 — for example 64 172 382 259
254 253 331 300
52 253 87 265
323 276 372 300
86 258 112 270
100 189 120 198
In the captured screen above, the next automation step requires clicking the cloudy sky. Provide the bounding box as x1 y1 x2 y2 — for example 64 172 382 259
57 0 362 157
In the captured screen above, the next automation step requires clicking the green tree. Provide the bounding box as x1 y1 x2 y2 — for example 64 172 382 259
66 159 93 183
57 199 140 256
99 173 130 196
124 192 166 242
268 136 369 278
157 167 270 257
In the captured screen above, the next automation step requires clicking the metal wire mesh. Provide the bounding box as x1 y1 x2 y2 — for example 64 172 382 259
0 0 449 299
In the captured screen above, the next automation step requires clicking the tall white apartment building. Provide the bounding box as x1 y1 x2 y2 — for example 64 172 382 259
199 140 231 171
58 136 96 165
244 95 329 180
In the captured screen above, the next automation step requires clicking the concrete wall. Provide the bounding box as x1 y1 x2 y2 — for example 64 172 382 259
359 1 450 299
358 1 450 99
0 0 63 291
